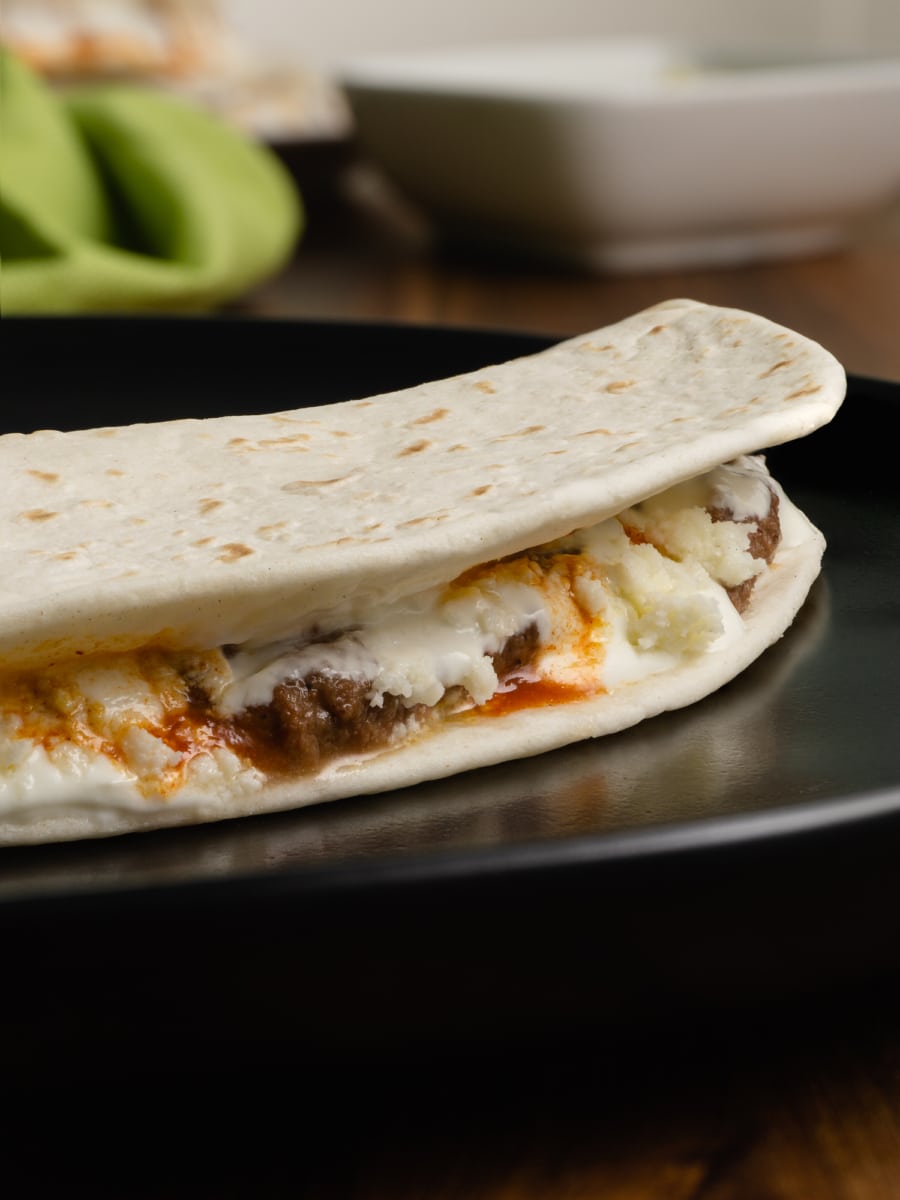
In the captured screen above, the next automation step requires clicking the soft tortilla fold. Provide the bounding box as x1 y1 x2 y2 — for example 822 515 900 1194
0 299 845 844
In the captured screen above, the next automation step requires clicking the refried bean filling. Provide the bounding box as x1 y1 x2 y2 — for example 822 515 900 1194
184 624 543 777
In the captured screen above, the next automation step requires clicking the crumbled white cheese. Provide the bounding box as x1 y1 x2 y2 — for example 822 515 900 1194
121 726 183 775
581 522 738 653
621 455 772 589
9 740 135 805
0 722 33 774
181 746 265 796
74 662 167 733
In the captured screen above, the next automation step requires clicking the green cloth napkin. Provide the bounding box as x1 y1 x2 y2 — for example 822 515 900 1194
1 50 303 313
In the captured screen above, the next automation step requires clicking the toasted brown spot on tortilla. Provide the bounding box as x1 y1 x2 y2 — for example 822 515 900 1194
297 538 373 552
105 468 125 477
583 342 616 352
282 476 350 492
193 537 215 547
492 425 545 442
648 325 666 335
259 435 312 447
577 427 613 437
21 509 58 522
199 498 224 514
411 407 450 424
605 380 635 393
330 430 351 438
257 522 287 537
227 437 252 449
474 381 496 394
399 511 449 527
471 485 492 496
26 470 59 483
54 551 78 561
758 360 791 378
218 543 254 563
785 385 822 400
130 517 146 526
79 499 114 508
449 444 469 452
614 441 641 454
398 440 431 456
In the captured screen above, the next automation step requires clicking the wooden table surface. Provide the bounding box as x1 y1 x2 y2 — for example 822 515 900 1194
56 173 889 1200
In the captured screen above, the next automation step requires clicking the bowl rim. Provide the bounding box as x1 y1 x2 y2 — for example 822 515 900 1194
340 36 900 106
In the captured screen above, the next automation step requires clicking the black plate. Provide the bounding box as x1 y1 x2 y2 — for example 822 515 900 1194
3 317 900 1076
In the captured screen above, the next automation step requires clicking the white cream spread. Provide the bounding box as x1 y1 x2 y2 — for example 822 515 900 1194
0 457 783 814
218 570 551 715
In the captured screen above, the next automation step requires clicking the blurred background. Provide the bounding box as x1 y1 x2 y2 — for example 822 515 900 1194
2 0 899 376
230 0 900 64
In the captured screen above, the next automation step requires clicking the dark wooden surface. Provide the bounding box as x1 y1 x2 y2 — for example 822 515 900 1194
13 994 900 1198
64 166 892 1199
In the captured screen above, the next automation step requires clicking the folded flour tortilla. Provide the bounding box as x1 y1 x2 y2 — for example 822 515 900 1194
0 299 845 844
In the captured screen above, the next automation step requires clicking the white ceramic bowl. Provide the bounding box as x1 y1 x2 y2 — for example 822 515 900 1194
341 39 900 271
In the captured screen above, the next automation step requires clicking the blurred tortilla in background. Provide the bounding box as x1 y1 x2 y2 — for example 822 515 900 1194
0 0 351 142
